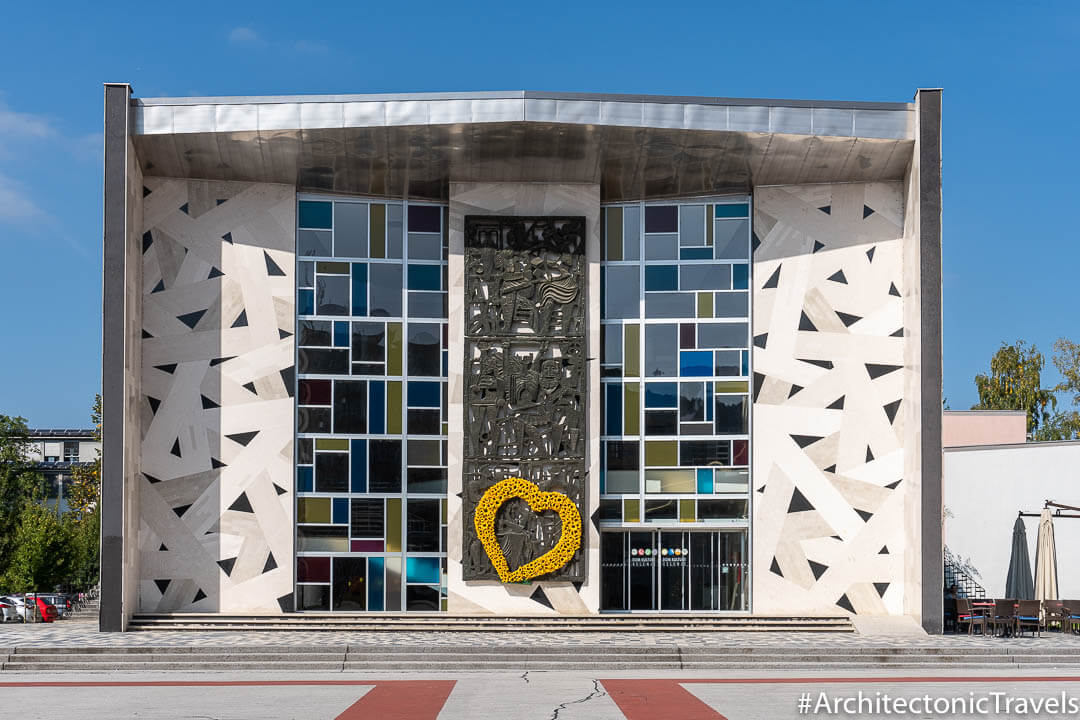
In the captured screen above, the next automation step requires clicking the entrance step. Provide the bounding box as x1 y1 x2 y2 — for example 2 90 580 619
126 613 854 633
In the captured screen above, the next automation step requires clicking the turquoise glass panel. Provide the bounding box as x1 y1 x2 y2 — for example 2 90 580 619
741 350 749 376
697 468 713 494
406 556 440 584
297 466 313 492
732 264 749 290
606 383 622 435
715 203 749 218
298 289 314 316
352 263 368 316
368 557 385 611
680 351 712 377
680 247 713 260
299 201 333 229
407 264 441 290
350 440 367 492
369 381 385 434
333 498 349 524
407 381 441 407
645 382 677 408
644 265 678 291
334 321 349 347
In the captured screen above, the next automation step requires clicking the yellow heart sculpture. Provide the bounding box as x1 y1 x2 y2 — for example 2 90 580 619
473 477 582 583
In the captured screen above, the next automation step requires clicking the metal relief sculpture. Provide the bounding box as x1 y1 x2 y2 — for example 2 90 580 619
462 216 587 582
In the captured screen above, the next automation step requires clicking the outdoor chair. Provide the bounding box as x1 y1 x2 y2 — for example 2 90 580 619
956 598 988 636
1015 600 1044 637
989 599 1017 637
1044 601 1067 632
1064 601 1080 635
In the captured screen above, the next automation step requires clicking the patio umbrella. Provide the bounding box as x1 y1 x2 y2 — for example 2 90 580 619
1034 508 1059 601
1005 516 1034 600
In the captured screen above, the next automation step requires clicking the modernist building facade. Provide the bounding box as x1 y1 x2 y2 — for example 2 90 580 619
101 86 942 630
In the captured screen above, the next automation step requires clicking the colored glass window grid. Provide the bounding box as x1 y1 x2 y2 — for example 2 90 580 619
600 198 751 528
296 197 449 612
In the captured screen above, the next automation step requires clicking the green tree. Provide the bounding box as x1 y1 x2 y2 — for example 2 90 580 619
972 341 1056 436
65 394 101 521
0 415 44 580
1035 338 1080 441
64 503 100 590
0 502 72 592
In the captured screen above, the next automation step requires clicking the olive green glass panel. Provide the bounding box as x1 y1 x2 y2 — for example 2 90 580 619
387 381 402 434
624 383 640 435
315 438 349 451
623 498 640 523
316 261 349 274
297 497 331 523
705 206 714 246
624 325 640 377
679 499 696 522
387 323 403 376
697 292 713 318
714 381 749 393
644 440 677 466
386 497 402 552
606 207 623 261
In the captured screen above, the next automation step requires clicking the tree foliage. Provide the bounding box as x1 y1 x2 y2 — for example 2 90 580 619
65 394 101 521
0 502 72 592
0 415 44 581
972 341 1056 435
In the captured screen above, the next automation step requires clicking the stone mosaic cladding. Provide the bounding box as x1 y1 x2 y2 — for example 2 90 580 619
137 178 296 612
752 182 907 616
462 216 587 581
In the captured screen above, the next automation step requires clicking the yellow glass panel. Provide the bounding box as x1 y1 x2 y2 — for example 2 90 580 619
714 381 749 393
297 497 331 523
644 440 677 467
624 325 639 377
645 469 696 494
316 261 349 274
442 422 448 436
624 498 640 523
679 499 696 522
297 536 348 552
387 381 402 434
697 292 713 318
441 499 447 525
387 322 403 376
624 383 639 435
606 207 623 261
370 204 386 258
386 497 402 552
315 438 349 451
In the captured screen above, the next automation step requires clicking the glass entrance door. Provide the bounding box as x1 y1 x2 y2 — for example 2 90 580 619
600 529 748 612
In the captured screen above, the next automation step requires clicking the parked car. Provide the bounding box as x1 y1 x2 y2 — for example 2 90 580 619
0 596 23 623
25 594 57 623
1 596 29 622
40 594 70 619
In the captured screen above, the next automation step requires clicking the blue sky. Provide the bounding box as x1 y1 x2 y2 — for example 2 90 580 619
0 0 1077 426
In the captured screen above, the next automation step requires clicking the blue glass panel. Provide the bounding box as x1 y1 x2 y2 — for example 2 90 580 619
298 201 332 229
368 557 385 611
599 468 606 494
334 321 349 347
680 351 713 377
645 382 678 408
297 466 313 493
350 440 367 493
352 263 368 316
732 264 749 290
407 264 441 290
369 381 385 434
606 383 623 435
715 203 749 218
644 265 678 291
680 247 713 260
333 498 349 524
298 289 314 316
741 350 749 376
697 468 713 494
407 381 441 407
406 556 440 584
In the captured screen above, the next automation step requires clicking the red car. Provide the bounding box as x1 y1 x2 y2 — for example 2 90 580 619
27 595 58 623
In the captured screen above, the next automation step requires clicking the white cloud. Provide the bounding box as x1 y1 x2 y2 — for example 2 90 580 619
0 172 47 223
0 106 53 140
228 26 263 46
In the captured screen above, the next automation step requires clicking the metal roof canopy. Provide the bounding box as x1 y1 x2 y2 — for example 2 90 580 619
130 90 916 202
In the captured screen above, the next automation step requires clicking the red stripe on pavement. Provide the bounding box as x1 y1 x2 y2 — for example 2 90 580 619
335 680 455 720
602 679 727 720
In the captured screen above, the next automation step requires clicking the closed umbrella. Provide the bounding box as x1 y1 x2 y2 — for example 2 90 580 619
1034 508 1059 601
1005 516 1034 600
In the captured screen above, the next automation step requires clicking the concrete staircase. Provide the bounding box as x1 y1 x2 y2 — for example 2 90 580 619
67 599 100 623
4 645 1080 672
126 613 854 633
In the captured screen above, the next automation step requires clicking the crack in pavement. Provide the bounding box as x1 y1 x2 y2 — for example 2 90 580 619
547 678 606 720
